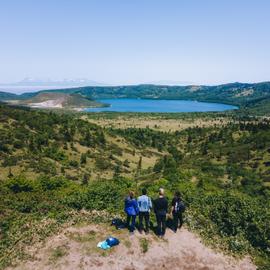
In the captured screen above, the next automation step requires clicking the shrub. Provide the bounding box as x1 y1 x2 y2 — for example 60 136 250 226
95 157 111 170
84 178 131 212
39 176 68 191
6 176 36 193
63 190 87 210
69 160 79 167
140 238 149 253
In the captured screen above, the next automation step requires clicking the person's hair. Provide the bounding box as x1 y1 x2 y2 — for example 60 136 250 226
142 188 147 195
159 188 165 196
175 191 181 199
129 190 135 198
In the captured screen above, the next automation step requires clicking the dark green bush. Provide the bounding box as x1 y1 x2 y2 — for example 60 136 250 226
38 176 68 191
84 179 128 211
6 176 36 193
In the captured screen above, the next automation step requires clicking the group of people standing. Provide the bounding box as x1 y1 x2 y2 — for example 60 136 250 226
124 188 185 238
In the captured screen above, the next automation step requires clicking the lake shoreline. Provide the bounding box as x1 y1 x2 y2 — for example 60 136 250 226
84 98 238 113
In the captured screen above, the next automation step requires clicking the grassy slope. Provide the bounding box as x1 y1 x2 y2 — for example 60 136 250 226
0 105 270 269
0 104 161 182
83 113 232 132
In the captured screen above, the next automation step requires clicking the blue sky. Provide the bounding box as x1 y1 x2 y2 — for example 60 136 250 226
0 0 270 85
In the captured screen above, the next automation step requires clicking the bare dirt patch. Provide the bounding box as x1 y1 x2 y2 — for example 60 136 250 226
8 224 256 270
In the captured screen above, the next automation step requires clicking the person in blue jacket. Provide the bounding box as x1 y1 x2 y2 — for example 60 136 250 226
137 188 152 234
124 191 139 233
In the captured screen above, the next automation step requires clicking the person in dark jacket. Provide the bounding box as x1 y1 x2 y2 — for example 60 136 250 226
153 188 168 238
124 191 139 233
171 191 185 232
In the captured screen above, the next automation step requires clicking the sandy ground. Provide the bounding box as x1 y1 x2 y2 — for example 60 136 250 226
29 99 64 108
8 224 256 270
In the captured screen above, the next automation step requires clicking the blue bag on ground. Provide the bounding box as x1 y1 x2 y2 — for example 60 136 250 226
97 240 111 250
97 237 120 250
106 237 120 247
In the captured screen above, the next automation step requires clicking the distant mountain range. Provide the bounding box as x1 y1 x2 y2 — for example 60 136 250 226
0 78 107 87
1 81 270 114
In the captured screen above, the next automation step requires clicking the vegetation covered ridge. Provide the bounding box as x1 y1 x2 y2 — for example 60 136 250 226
0 104 269 269
1 81 270 114
0 104 161 181
4 92 107 110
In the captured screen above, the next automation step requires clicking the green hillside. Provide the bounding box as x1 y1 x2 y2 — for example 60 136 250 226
0 104 269 269
20 81 270 103
2 81 270 114
5 92 106 109
0 104 160 181
2 82 270 114
243 96 270 115
0 91 18 100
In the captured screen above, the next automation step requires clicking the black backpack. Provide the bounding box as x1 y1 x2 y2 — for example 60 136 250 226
175 200 186 213
111 218 126 229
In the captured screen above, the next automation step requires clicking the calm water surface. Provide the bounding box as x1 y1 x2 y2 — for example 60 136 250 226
85 99 238 113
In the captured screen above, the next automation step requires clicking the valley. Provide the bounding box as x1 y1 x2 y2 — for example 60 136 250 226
0 101 269 269
1 81 270 115
1 1 270 269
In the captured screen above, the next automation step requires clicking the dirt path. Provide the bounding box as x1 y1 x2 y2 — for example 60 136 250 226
8 224 256 270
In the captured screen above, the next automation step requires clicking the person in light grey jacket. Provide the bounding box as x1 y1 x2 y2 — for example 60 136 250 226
137 188 152 234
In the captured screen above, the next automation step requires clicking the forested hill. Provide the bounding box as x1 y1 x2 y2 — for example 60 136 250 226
0 103 163 181
0 81 268 108
1 82 270 110
17 92 106 109
0 91 18 100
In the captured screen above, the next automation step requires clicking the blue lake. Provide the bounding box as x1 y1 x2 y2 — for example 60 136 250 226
85 99 238 113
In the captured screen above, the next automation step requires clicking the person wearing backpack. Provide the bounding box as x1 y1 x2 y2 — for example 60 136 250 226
153 188 168 238
171 191 185 232
124 191 139 234
137 188 152 234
